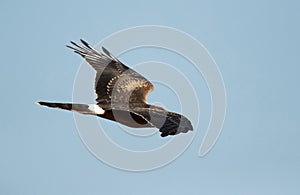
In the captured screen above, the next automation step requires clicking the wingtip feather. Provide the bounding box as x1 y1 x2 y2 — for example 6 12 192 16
80 39 92 49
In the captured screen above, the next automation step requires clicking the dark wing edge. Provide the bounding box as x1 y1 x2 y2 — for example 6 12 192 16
131 107 193 137
66 39 120 71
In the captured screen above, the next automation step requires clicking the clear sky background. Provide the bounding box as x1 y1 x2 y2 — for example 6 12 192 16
1 0 299 194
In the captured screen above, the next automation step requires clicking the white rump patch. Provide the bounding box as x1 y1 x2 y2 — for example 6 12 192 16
88 104 105 115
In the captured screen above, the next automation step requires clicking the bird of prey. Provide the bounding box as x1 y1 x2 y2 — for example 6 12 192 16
37 40 193 137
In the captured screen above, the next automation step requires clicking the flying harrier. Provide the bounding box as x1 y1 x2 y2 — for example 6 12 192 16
37 40 193 137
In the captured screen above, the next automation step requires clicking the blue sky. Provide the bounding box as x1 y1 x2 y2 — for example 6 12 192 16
0 0 299 194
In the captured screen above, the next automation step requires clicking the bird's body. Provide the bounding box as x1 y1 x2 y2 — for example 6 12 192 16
37 40 193 137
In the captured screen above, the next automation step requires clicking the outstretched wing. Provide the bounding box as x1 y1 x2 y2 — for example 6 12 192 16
67 40 154 109
131 106 193 137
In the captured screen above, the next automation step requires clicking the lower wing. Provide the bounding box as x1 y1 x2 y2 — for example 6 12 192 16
131 107 193 137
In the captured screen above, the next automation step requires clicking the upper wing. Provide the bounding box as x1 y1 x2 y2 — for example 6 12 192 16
131 106 193 137
67 40 154 109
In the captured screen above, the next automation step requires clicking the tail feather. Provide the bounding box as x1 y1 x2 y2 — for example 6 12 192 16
36 102 104 115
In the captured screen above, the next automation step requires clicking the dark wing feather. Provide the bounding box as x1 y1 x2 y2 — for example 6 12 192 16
131 106 193 137
67 40 116 72
67 40 154 109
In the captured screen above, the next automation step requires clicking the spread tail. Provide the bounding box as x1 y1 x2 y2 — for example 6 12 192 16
36 101 105 115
